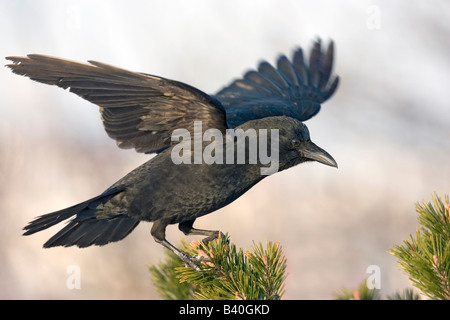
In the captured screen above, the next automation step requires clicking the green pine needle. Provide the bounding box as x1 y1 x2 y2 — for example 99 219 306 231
389 193 450 300
148 238 196 300
387 288 421 300
149 235 287 300
333 280 382 300
150 193 449 300
334 280 420 300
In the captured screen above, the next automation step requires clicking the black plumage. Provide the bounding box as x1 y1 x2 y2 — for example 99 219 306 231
6 39 339 269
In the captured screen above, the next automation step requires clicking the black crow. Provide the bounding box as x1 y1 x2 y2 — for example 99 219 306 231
6 39 339 269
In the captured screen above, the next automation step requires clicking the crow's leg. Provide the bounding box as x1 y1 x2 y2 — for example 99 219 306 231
158 239 202 270
151 219 202 270
178 219 226 244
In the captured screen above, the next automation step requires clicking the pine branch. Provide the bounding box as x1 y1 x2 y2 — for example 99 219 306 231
148 238 196 300
149 235 287 300
150 194 449 300
389 193 450 300
333 280 382 300
386 288 421 300
333 280 421 300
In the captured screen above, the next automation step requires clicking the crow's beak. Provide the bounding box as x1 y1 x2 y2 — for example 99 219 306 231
302 141 338 168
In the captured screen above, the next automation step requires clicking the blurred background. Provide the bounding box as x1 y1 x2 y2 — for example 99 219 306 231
0 0 449 299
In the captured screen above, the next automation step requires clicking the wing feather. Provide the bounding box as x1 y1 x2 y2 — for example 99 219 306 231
215 39 339 127
6 55 227 153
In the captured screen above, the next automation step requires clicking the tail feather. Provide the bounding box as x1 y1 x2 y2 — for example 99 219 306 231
23 200 95 236
23 186 139 248
43 214 139 248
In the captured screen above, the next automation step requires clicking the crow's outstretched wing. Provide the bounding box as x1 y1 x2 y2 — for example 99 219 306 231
215 39 339 128
6 55 227 154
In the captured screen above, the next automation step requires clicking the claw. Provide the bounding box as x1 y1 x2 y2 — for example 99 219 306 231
201 230 227 245
191 254 211 262
180 253 201 271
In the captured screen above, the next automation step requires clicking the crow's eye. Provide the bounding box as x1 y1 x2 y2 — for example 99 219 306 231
291 139 300 148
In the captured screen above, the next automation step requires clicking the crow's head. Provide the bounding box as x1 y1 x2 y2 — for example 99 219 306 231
239 116 337 173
